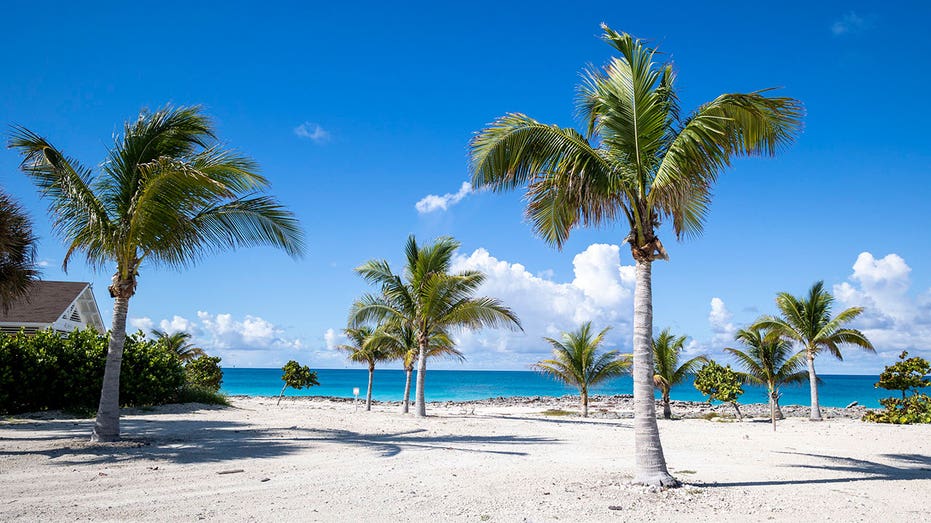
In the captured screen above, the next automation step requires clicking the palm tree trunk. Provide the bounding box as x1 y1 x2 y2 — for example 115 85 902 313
91 292 130 442
632 259 677 487
277 383 288 406
414 340 428 417
366 363 374 411
401 367 413 414
806 349 822 421
581 389 588 418
769 387 776 431
662 389 671 420
731 402 743 420
775 397 784 420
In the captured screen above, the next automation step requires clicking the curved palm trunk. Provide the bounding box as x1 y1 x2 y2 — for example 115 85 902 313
632 260 677 487
662 389 672 420
366 363 374 411
401 366 413 414
277 384 288 406
91 292 131 442
731 402 743 420
806 349 822 421
414 341 428 417
581 388 589 418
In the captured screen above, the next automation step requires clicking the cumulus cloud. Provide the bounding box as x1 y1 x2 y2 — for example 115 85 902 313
445 243 637 369
831 12 868 36
294 122 330 143
415 182 473 214
129 317 154 332
832 252 931 366
324 328 344 350
37 260 50 268
708 297 737 349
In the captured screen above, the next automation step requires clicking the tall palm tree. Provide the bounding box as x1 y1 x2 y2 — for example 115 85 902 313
0 190 39 311
9 105 304 442
151 329 206 362
753 281 873 421
337 326 397 411
469 24 802 486
725 325 807 430
373 322 462 414
351 235 521 417
652 328 706 420
532 322 631 417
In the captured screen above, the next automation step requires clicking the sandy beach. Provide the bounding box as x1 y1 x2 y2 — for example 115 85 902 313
2 397 929 522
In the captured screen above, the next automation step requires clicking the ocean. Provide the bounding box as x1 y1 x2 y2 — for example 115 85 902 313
221 368 885 408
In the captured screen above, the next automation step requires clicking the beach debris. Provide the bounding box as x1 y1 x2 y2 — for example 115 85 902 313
608 505 623 511
216 469 245 475
260 478 270 482
147 466 159 471
846 401 859 408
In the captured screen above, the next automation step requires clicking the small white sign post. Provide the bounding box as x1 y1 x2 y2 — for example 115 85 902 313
353 387 360 412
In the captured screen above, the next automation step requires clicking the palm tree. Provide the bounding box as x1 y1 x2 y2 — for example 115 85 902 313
753 281 873 421
151 329 206 362
0 190 39 311
652 329 706 420
351 235 521 417
532 322 630 417
469 24 802 486
337 326 397 411
9 105 304 442
373 322 462 414
725 326 807 430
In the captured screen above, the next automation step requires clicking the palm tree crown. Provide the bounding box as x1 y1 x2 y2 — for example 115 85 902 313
652 328 706 419
151 329 206 362
350 235 520 416
0 190 39 312
533 322 631 417
725 326 807 389
9 105 304 441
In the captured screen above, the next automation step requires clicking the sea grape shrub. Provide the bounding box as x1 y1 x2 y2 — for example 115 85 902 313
694 361 745 419
0 328 184 415
278 360 319 404
184 355 224 392
863 351 931 424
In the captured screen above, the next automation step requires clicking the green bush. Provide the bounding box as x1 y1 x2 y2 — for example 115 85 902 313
863 351 931 424
184 355 223 392
694 361 745 419
177 385 231 406
0 328 185 415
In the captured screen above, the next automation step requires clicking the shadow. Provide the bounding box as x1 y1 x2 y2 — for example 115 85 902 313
287 426 558 457
694 451 931 488
476 413 634 429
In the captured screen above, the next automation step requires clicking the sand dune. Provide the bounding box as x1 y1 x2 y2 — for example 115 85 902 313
2 397 929 522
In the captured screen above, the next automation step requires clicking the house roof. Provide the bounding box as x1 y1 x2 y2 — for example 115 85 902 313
0 281 94 323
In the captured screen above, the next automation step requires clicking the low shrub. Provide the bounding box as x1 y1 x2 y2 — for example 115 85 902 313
864 351 931 424
177 385 231 406
863 394 931 424
184 355 224 392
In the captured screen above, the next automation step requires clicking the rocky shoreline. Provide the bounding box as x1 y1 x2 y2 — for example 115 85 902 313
258 394 873 420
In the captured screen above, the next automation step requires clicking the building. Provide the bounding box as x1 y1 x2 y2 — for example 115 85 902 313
0 281 105 335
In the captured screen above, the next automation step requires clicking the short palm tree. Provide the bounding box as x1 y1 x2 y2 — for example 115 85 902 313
351 235 521 417
151 329 206 362
652 329 706 419
0 190 39 311
533 322 630 417
753 281 873 421
337 326 397 411
725 326 807 430
374 322 462 414
469 24 802 486
9 105 304 441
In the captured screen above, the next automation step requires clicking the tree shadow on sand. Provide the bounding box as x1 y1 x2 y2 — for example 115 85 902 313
694 452 931 488
475 413 634 429
287 427 559 458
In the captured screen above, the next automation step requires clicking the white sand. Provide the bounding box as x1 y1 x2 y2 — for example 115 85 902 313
2 397 929 522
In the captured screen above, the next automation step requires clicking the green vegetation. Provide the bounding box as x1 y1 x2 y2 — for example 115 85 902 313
176 385 230 406
184 355 224 392
652 329 706 419
0 190 39 311
10 105 304 441
754 281 874 421
337 327 394 411
863 351 931 424
350 235 521 417
694 361 745 420
152 329 206 362
0 328 187 415
469 23 802 487
541 408 575 417
278 360 320 405
725 326 807 430
532 322 630 417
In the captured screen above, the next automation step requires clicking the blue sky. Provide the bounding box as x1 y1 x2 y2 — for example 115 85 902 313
1 1 929 373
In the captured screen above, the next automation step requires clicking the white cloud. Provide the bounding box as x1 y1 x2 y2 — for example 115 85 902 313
708 297 737 349
129 317 154 332
294 122 330 143
37 260 50 268
832 252 931 367
445 243 637 369
324 328 344 350
831 12 868 36
415 181 473 214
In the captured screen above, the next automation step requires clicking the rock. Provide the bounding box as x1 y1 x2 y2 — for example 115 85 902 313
846 401 859 408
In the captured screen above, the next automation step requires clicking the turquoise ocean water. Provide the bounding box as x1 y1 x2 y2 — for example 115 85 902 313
221 368 884 408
